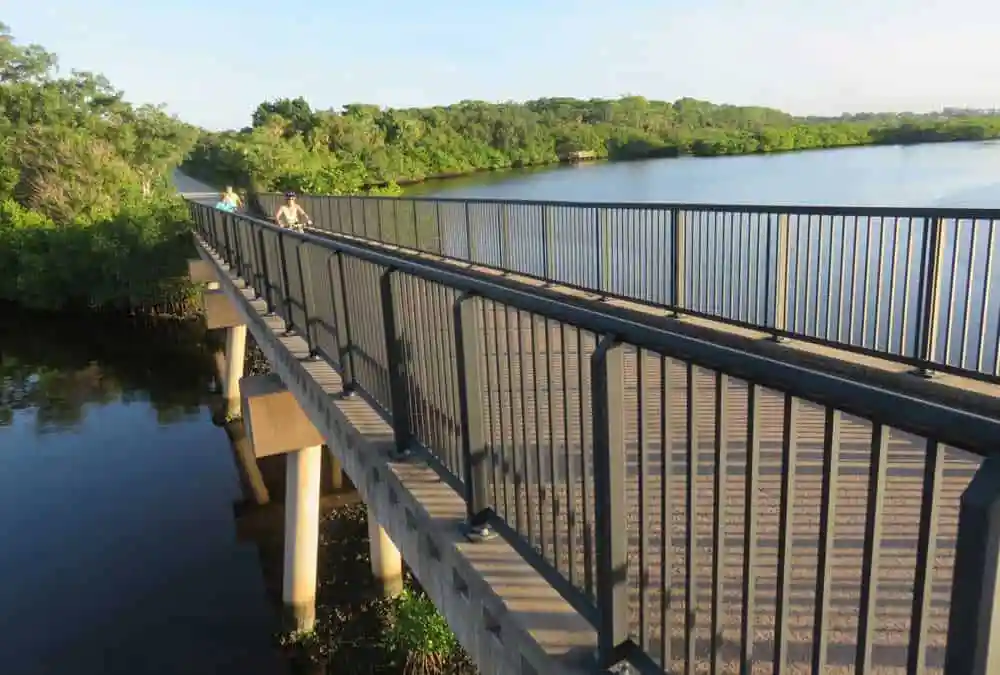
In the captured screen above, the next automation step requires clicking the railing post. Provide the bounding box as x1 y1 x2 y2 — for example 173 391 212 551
276 231 294 332
230 214 245 281
500 204 510 270
944 454 1000 675
258 229 275 313
296 243 320 359
602 208 613 296
435 200 443 255
543 205 555 281
380 267 412 458
591 335 629 666
392 199 400 246
465 202 473 260
332 198 342 233
453 292 497 542
671 208 685 317
377 199 385 242
221 211 234 263
771 213 791 341
327 252 356 395
412 202 419 250
915 216 945 377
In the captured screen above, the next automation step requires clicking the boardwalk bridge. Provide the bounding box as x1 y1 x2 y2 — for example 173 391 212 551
185 190 1000 675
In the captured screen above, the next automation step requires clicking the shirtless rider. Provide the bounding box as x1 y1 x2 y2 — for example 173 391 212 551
275 191 313 232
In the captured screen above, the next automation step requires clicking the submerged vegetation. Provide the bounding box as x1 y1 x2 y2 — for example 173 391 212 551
0 22 198 312
183 94 1000 196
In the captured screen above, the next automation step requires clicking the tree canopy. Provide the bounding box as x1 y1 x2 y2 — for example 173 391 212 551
184 94 1000 196
0 22 199 311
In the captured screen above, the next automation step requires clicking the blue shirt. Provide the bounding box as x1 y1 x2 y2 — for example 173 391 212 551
215 200 236 213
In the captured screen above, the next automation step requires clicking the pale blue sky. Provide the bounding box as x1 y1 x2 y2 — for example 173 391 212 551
5 0 999 131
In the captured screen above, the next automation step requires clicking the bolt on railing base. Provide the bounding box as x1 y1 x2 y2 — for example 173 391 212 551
305 352 321 362
770 334 788 343
462 521 498 544
911 367 936 379
388 446 413 462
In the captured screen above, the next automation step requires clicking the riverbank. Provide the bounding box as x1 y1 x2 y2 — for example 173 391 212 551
237 337 476 675
183 106 1000 199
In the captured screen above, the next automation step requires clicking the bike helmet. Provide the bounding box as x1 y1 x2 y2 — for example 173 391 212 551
284 191 297 199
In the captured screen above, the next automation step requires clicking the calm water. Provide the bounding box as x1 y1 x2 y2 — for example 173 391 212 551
0 311 284 675
410 140 1000 207
399 142 1000 375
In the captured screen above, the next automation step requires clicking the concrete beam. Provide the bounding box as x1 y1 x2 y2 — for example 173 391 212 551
202 289 244 330
240 373 324 459
188 258 219 286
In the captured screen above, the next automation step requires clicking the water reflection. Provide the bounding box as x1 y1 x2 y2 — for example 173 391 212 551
0 308 215 433
0 307 284 675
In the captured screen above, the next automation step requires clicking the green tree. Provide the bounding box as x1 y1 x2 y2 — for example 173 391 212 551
0 22 198 312
184 93 1000 197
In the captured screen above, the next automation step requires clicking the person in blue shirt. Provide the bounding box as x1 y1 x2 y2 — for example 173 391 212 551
215 189 237 213
222 186 243 210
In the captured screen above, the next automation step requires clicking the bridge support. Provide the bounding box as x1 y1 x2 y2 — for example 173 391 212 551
284 444 322 632
188 258 220 290
329 454 345 491
223 325 247 419
241 373 326 632
367 506 403 597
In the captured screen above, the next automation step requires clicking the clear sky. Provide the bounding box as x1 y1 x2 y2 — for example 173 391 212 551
5 0 999 131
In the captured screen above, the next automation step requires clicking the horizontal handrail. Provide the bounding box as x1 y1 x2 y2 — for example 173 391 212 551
210 201 1000 456
256 191 1000 385
190 198 1000 675
263 191 1000 219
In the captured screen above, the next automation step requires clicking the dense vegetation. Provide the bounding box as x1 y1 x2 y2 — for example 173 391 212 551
0 23 198 311
183 95 1000 196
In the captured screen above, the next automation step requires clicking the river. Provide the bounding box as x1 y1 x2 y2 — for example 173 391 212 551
408 140 1000 207
399 141 1000 376
0 309 286 675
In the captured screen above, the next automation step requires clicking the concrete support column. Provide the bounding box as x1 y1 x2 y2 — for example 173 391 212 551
367 505 403 597
224 324 247 418
283 444 322 632
329 452 344 491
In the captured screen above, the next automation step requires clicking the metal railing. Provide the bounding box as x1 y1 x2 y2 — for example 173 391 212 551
192 199 1000 675
257 192 1000 383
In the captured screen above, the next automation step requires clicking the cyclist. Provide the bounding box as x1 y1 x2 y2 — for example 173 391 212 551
275 191 313 232
222 186 243 211
215 190 237 213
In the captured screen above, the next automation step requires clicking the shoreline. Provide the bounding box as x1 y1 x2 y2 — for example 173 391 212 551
353 136 1000 194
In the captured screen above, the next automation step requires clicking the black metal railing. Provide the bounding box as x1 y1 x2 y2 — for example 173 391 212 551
192 199 1000 675
257 192 1000 384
